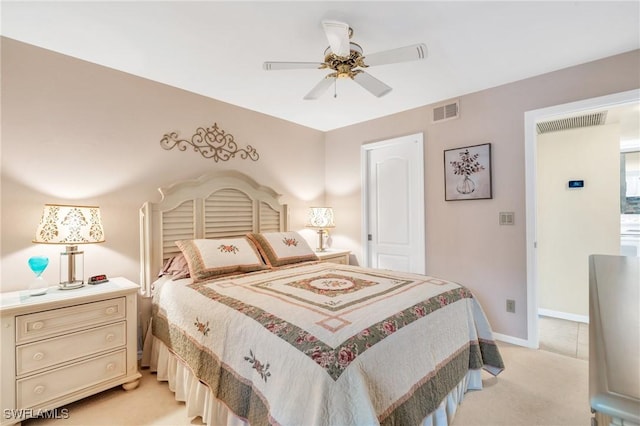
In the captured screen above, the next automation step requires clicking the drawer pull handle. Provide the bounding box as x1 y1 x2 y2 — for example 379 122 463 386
106 362 116 372
31 321 44 330
33 385 45 395
105 333 115 342
33 352 45 361
105 307 116 315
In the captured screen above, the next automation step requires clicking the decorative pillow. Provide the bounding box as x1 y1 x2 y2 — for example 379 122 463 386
175 237 267 283
159 253 191 280
247 231 319 267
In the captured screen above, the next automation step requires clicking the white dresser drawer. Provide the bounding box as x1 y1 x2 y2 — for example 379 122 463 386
317 250 350 265
16 297 125 344
325 256 348 264
16 322 126 376
17 349 126 409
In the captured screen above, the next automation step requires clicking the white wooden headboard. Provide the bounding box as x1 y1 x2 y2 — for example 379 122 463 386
139 170 288 295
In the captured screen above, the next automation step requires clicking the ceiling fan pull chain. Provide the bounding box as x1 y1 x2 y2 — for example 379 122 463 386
334 79 338 98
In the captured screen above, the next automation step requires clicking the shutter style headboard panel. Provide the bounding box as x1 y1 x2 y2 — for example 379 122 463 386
140 171 288 295
162 200 196 259
260 201 281 232
204 189 253 238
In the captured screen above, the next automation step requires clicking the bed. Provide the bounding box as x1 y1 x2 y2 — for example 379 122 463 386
140 170 504 426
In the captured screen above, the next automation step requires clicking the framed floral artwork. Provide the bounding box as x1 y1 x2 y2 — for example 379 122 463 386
444 143 492 201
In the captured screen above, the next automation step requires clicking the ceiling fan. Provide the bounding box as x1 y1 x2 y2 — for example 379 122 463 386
263 20 427 100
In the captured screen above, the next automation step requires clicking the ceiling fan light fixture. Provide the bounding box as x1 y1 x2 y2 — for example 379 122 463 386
263 19 427 100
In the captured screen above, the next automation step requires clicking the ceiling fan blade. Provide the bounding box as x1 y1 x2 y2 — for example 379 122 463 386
304 77 335 100
322 20 351 57
353 72 392 97
263 62 325 71
364 43 428 67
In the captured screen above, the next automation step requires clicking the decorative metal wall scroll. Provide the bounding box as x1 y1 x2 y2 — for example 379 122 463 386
160 122 259 162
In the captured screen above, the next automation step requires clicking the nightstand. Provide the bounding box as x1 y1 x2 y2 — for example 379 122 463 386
316 249 351 265
0 277 141 425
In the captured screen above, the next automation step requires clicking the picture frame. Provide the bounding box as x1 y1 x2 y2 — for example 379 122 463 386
444 143 492 201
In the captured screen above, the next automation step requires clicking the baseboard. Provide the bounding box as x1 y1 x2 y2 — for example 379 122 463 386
492 332 533 348
538 308 589 324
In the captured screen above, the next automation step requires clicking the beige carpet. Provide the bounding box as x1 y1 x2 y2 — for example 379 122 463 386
23 342 591 426
452 343 590 425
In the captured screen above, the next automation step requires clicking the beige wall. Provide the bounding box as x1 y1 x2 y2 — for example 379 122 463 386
537 125 621 317
1 37 639 341
325 49 640 339
0 38 326 292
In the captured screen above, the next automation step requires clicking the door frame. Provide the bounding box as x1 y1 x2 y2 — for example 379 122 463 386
360 133 425 271
524 88 640 348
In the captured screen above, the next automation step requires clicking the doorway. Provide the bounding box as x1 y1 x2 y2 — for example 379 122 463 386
361 133 425 274
524 89 640 348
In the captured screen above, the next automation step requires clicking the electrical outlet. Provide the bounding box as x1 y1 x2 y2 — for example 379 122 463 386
506 299 516 313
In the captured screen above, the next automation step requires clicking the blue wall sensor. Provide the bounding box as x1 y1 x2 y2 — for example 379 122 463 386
568 180 584 188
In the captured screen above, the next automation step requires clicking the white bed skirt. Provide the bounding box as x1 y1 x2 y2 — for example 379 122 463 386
142 331 483 426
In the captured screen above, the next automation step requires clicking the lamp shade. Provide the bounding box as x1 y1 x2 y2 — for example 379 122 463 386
306 207 335 229
33 204 105 244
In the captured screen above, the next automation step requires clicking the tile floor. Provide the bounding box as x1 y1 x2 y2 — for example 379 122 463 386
538 315 589 360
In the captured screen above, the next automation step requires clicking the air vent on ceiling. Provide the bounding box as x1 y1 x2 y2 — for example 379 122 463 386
536 111 608 134
432 100 459 123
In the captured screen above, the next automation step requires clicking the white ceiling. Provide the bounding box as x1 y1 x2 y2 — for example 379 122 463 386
1 1 639 131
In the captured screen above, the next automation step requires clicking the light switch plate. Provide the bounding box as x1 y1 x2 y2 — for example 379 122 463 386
499 212 515 225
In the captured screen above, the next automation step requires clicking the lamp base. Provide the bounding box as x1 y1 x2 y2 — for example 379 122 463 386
315 229 328 252
58 281 85 290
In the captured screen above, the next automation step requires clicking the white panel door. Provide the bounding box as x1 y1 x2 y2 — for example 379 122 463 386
363 133 425 274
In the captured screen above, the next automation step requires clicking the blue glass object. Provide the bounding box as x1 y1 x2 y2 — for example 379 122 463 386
28 256 49 277
28 256 49 296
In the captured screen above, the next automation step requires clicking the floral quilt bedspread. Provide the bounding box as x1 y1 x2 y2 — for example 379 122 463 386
152 262 504 426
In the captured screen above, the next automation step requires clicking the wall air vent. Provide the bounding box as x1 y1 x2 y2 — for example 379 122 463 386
432 100 459 123
536 111 608 134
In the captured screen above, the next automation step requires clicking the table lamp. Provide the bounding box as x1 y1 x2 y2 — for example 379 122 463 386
33 204 105 289
306 207 335 252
